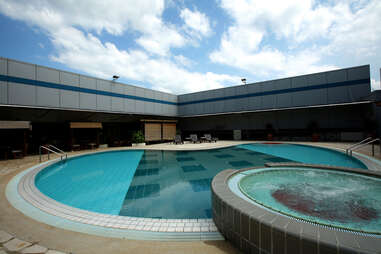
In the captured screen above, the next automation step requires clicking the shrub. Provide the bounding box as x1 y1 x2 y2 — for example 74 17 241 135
132 130 145 143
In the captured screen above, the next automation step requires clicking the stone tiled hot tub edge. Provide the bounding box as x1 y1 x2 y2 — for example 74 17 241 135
211 164 381 254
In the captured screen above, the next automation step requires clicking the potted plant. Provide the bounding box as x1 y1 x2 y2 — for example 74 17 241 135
131 130 145 146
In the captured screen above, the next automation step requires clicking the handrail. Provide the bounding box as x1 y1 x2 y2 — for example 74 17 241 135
47 144 65 154
39 145 67 162
346 137 373 153
346 138 380 156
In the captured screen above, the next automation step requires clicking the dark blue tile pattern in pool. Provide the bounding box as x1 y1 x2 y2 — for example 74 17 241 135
189 178 213 192
182 164 206 173
176 157 195 162
124 184 160 199
139 159 159 165
134 168 159 177
266 157 294 163
228 160 253 167
214 154 234 158
119 147 296 219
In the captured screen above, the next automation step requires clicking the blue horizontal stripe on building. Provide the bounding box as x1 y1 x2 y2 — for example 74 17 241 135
0 74 369 106
0 74 177 106
178 78 370 106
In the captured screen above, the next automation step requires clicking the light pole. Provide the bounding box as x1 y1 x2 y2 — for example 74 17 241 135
112 75 119 81
241 78 246 85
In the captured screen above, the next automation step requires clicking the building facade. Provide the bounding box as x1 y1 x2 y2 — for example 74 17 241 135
0 57 378 156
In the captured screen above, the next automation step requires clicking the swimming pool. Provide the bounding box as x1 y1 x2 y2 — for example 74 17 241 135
35 143 367 219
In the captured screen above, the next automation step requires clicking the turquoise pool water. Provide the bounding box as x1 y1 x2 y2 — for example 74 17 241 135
239 143 367 169
35 144 368 219
239 168 381 234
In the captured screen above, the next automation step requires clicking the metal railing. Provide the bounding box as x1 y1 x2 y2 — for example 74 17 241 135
346 137 380 156
39 144 67 162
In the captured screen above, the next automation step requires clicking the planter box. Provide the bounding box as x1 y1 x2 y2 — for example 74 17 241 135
132 143 146 147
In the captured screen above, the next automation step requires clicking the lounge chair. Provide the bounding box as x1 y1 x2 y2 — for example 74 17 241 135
190 134 200 143
174 135 183 144
204 134 218 143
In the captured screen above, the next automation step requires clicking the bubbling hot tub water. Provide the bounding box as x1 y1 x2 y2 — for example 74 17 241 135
239 168 381 234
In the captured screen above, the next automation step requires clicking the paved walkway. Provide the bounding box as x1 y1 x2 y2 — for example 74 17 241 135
1 140 380 254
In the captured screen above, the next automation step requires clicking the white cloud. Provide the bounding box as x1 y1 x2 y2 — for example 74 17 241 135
0 0 239 93
173 55 195 67
212 0 381 87
180 8 212 39
0 0 185 56
49 26 238 94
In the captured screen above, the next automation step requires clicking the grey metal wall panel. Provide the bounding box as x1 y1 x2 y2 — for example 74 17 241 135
80 75 96 89
124 85 136 113
326 69 347 83
154 93 163 115
180 105 189 115
60 71 79 86
327 86 349 104
96 80 111 111
111 83 124 112
97 80 112 91
0 81 7 104
9 82 36 105
213 89 224 113
80 93 97 110
348 83 371 101
347 66 369 80
135 101 144 113
0 59 8 104
195 102 203 115
36 87 60 107
36 66 59 83
261 81 276 109
169 94 178 103
144 102 154 114
223 99 234 112
144 90 155 114
8 60 35 79
235 85 248 111
97 95 111 111
60 71 79 109
61 90 79 108
262 95 276 109
277 93 292 108
275 79 291 108
0 58 7 75
247 83 261 110
307 73 326 86
168 105 177 116
35 66 60 107
79 76 96 110
292 91 311 107
291 75 307 88
162 93 174 116
224 86 236 97
203 102 212 114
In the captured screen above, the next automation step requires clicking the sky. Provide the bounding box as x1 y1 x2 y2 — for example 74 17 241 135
0 0 380 94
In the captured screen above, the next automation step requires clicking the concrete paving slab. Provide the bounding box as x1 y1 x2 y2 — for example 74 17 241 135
45 250 66 254
3 238 32 252
0 230 13 244
21 244 48 254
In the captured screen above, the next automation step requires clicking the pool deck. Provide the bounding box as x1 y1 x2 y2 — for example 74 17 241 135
1 140 380 254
